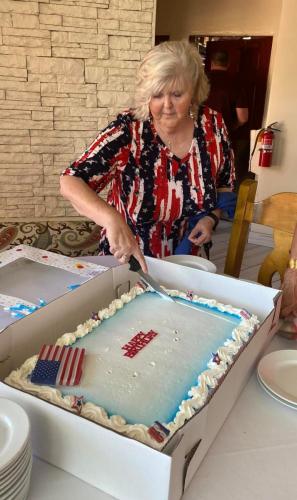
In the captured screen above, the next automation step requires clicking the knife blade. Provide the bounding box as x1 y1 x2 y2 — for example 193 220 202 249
128 256 175 301
128 256 201 312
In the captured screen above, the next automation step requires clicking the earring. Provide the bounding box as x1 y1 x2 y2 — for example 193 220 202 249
189 106 196 119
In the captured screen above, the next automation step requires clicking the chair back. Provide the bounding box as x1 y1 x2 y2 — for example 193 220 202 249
224 179 297 286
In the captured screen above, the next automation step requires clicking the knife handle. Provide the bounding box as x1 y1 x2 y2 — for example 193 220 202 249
129 255 141 272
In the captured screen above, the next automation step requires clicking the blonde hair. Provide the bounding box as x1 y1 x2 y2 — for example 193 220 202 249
133 41 209 121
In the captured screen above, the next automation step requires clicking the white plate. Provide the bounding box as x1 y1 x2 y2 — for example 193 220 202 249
2 457 32 500
0 445 31 492
0 399 30 472
0 450 29 491
11 474 31 500
162 254 217 273
0 442 30 480
257 375 297 410
10 473 31 500
257 350 297 405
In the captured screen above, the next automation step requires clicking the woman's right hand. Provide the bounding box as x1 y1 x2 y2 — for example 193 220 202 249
106 215 148 273
60 176 147 273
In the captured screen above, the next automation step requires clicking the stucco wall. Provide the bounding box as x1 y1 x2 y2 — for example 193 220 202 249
156 0 281 39
0 0 155 219
251 0 297 200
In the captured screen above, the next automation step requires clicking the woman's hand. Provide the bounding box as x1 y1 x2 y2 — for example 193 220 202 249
60 176 147 272
106 214 148 273
188 216 216 247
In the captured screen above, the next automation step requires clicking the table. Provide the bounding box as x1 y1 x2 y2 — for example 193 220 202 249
27 334 297 500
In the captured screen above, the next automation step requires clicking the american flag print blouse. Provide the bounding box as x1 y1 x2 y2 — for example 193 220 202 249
62 106 234 258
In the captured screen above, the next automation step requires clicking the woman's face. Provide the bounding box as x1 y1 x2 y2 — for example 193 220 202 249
149 80 193 130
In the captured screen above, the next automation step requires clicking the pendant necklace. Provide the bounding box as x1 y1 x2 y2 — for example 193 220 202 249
155 118 194 151
155 125 176 150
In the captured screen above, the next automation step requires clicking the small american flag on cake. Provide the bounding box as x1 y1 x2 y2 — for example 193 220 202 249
31 344 85 386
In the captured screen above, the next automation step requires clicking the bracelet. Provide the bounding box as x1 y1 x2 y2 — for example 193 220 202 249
289 258 297 269
205 212 219 231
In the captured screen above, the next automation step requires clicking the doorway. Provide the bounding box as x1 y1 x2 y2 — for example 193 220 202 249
189 35 273 130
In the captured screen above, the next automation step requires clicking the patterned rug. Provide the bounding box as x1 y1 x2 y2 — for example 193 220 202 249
0 220 102 258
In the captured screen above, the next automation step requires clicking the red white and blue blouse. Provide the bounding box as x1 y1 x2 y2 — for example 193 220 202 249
62 106 234 258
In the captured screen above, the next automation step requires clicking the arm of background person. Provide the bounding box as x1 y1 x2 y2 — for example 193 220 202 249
60 175 148 273
234 107 249 128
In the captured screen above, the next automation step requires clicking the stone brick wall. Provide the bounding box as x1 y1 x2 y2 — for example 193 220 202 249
0 0 155 219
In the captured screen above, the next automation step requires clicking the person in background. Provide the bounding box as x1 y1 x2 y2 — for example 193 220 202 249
206 50 250 189
60 41 234 272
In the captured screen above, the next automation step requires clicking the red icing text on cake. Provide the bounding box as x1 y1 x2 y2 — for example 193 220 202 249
121 330 158 358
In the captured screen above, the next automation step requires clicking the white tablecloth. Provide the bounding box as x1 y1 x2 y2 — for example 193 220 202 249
27 334 297 500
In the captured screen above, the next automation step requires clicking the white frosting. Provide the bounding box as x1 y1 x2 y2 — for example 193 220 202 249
5 284 259 450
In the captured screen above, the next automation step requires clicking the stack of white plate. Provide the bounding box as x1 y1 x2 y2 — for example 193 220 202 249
257 349 297 410
0 399 32 500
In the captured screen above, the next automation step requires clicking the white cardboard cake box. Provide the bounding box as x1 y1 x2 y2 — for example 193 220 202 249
0 245 112 379
0 255 281 500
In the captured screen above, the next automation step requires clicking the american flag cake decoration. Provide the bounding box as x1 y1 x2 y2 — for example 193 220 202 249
31 344 85 386
148 421 170 443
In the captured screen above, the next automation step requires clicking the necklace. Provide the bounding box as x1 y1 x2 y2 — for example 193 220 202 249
165 137 173 149
154 123 173 148
155 119 194 152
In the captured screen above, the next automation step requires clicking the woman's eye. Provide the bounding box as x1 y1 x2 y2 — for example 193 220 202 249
173 92 182 98
152 94 163 99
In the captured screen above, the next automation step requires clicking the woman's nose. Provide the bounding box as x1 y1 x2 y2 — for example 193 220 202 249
163 94 173 108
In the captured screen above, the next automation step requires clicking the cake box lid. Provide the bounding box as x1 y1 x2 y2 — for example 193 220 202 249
0 245 108 333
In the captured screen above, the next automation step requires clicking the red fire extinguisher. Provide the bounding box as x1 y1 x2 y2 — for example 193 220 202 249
257 122 280 168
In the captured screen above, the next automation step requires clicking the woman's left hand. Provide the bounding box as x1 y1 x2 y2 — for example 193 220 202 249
188 216 215 247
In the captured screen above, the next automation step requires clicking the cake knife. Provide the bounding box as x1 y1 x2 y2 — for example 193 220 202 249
128 256 175 301
128 257 201 311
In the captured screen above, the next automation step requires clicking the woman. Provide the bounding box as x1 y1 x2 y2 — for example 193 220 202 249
60 41 234 272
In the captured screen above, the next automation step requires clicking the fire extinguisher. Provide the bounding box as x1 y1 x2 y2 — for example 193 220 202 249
259 127 275 167
250 122 280 168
